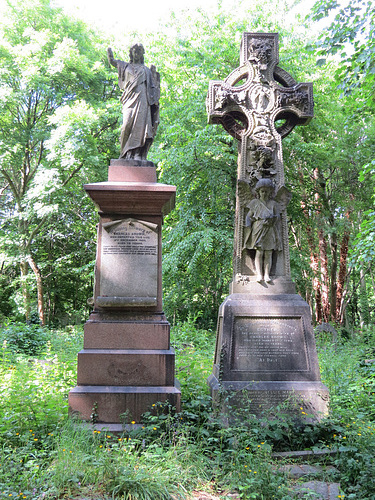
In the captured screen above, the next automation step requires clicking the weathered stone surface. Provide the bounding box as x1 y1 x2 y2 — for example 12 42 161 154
98 218 158 304
69 150 180 426
88 184 173 314
209 303 329 417
69 385 181 422
278 464 338 479
292 481 341 499
84 182 176 216
273 449 346 459
211 294 322 382
206 32 329 419
230 278 295 294
315 322 338 343
83 320 170 350
107 45 160 162
76 349 176 386
108 159 157 183
207 32 313 283
209 379 329 418
208 292 329 418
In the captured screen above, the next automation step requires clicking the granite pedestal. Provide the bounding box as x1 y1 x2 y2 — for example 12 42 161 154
208 280 329 419
68 160 181 429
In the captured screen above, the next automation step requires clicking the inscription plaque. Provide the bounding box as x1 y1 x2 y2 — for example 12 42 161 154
246 390 298 411
231 317 309 372
241 389 318 413
99 219 158 298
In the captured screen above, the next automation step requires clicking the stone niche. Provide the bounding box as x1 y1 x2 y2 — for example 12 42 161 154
68 159 181 431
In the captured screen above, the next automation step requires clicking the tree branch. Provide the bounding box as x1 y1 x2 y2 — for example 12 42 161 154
25 216 48 251
93 118 118 138
61 162 85 187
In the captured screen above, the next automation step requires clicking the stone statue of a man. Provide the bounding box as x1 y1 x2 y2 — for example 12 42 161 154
107 44 160 161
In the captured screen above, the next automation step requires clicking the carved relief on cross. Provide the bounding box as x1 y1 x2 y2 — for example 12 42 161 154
206 32 313 285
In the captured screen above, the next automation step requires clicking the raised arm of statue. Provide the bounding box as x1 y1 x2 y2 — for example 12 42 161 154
107 47 120 68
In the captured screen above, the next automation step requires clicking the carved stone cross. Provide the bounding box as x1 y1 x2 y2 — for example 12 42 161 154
207 33 313 286
206 34 329 420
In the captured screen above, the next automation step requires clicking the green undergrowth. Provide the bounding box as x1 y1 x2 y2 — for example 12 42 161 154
0 321 374 499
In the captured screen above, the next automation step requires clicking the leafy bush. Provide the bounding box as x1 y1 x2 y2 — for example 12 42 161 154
0 322 48 357
171 318 215 402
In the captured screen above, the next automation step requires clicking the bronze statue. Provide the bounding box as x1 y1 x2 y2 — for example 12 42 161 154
107 44 160 161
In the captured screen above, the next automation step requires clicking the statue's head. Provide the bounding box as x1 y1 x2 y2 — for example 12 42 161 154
129 43 145 63
255 178 274 196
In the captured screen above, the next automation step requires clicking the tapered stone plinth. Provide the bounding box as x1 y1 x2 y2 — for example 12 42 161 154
208 285 329 419
69 160 181 429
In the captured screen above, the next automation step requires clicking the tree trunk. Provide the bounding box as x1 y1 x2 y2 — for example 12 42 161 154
318 228 330 322
337 230 350 324
298 166 323 323
20 260 31 322
313 167 331 323
359 267 370 328
27 254 45 326
315 282 323 324
330 231 338 322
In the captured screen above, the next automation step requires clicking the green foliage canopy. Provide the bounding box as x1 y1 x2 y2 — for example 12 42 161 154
0 0 119 323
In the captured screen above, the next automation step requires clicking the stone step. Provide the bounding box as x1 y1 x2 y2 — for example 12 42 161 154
69 384 181 422
273 448 345 459
291 481 341 499
278 463 338 479
274 460 342 499
76 348 176 386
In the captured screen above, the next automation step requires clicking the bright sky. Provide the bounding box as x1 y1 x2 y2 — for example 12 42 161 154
53 0 228 35
51 0 318 37
0 0 327 48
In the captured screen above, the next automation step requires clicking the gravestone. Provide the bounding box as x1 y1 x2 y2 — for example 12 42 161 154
68 44 180 430
206 32 329 419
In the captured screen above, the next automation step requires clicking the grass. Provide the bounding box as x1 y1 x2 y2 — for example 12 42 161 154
0 321 374 499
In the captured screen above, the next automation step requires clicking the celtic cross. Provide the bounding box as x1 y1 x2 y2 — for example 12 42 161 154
207 32 313 286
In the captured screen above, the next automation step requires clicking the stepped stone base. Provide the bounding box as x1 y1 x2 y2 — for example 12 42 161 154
76 349 176 386
208 378 329 419
208 289 329 420
69 312 181 425
69 385 181 424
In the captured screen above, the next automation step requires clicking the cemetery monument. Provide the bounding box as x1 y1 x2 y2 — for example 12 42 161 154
206 32 329 419
68 44 180 430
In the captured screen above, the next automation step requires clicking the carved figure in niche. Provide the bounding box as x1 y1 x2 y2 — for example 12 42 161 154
243 178 281 283
278 90 309 112
246 144 276 185
248 38 273 67
251 86 272 112
107 45 160 160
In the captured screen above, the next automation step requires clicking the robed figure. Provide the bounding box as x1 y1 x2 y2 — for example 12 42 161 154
243 178 282 283
107 44 160 160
